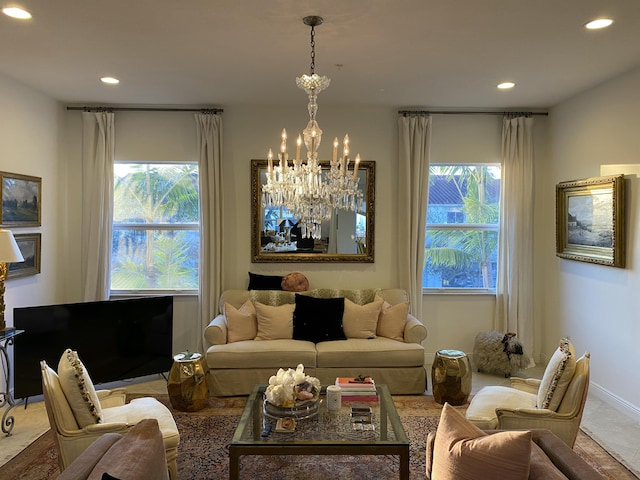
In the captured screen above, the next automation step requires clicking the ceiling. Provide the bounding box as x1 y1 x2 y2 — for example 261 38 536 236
1 0 639 109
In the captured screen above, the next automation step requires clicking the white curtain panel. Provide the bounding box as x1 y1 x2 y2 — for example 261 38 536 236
495 116 535 366
81 111 115 301
195 113 224 351
397 115 432 322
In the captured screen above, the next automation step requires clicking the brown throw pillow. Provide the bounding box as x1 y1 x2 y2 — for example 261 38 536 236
432 403 531 480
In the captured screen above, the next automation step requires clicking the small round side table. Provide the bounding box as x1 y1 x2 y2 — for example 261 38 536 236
167 352 209 412
431 349 472 406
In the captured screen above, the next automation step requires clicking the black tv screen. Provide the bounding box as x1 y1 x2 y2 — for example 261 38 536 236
13 296 174 399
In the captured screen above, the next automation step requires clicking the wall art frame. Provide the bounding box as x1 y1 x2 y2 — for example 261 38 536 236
0 171 42 227
556 174 625 268
7 232 41 279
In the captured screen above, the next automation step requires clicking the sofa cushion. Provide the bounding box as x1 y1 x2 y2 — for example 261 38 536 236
376 298 409 341
224 300 257 343
342 298 383 339
316 338 425 368
205 339 317 369
432 403 531 480
537 338 576 410
58 349 103 427
465 385 537 429
254 302 295 340
248 272 283 290
101 397 179 450
293 294 346 343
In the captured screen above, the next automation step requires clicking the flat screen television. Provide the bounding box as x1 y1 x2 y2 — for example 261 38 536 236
13 296 174 399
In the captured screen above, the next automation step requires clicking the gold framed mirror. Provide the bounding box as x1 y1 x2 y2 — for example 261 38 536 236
251 159 375 263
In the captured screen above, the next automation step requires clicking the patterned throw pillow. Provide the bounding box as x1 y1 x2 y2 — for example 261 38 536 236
57 349 102 427
537 338 576 410
432 403 532 480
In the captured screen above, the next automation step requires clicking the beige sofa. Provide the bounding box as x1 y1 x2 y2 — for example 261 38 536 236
203 288 428 396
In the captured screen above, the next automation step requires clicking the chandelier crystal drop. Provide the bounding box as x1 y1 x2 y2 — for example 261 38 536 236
262 15 364 240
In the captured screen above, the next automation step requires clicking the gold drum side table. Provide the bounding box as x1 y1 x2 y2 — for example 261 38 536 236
431 349 472 406
168 352 209 412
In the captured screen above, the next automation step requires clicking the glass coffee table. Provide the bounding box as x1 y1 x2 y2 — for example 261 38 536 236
229 384 409 479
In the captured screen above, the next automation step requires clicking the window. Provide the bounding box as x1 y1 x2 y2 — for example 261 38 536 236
111 162 199 293
423 164 501 291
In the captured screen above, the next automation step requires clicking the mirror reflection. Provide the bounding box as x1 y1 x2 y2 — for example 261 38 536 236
251 159 375 262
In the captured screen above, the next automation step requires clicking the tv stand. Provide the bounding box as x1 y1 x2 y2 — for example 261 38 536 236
1 328 23 436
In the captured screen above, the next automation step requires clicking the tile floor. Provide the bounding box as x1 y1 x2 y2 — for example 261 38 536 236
1 367 639 477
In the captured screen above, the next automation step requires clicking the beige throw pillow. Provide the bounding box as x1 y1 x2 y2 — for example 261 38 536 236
342 298 383 339
57 349 102 427
432 403 531 480
225 299 257 343
376 297 409 341
537 338 576 410
254 301 295 340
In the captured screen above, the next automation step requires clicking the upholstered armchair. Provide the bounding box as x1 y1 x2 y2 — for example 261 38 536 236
466 338 590 447
40 354 179 479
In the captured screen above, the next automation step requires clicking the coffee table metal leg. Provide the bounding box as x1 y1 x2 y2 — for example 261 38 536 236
399 447 410 480
229 447 240 480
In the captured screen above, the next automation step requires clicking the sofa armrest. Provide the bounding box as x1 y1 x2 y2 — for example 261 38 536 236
404 314 427 344
97 388 127 408
204 314 227 348
531 429 603 480
55 433 123 480
509 377 541 394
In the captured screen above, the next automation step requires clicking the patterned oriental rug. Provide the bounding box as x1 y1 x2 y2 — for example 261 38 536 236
0 394 636 479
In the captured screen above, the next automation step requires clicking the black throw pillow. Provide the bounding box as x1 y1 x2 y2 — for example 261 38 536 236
248 272 284 290
293 294 346 343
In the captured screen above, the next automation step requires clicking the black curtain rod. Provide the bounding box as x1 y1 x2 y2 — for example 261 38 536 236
66 106 223 113
398 110 547 117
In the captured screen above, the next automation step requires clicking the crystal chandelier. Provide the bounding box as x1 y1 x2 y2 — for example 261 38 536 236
262 16 364 240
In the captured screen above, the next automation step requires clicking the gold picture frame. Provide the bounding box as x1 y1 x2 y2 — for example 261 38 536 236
0 171 42 227
556 175 625 268
7 233 42 279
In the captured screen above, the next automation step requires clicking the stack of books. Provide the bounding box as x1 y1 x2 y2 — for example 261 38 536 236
335 376 378 402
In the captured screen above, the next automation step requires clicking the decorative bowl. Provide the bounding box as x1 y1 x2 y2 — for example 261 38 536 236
263 396 320 420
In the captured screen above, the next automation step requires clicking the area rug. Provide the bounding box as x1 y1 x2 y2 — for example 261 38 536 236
0 394 636 479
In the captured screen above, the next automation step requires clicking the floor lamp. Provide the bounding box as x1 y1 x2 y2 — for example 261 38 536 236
0 229 24 332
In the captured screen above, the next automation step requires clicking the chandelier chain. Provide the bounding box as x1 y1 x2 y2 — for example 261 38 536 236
309 25 316 74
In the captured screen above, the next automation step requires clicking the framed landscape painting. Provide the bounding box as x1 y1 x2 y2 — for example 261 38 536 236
7 233 41 279
0 171 42 227
556 175 625 268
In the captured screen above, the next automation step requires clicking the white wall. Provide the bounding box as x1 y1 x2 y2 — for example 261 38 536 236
545 66 640 415
0 74 61 389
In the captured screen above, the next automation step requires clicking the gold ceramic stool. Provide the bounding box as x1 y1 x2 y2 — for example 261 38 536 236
168 352 209 412
431 349 472 406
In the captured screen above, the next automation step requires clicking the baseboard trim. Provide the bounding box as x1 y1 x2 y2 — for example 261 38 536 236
589 380 640 421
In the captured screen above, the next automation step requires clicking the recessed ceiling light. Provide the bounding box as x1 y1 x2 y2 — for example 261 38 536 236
585 18 614 30
497 82 515 90
2 7 32 19
100 77 120 85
